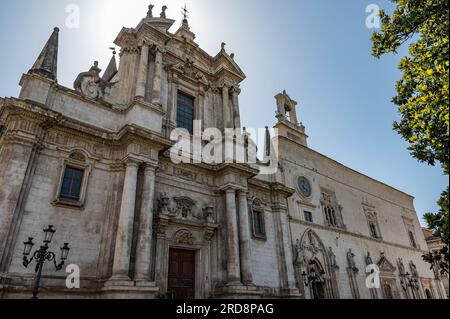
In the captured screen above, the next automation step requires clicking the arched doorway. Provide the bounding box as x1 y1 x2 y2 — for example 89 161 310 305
383 282 393 299
309 260 326 299
293 229 340 299
425 289 433 299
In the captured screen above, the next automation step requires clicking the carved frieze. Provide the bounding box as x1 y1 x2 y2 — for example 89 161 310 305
174 229 195 245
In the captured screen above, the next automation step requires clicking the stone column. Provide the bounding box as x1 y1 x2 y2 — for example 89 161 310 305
134 164 157 282
222 85 232 130
231 87 241 129
225 188 241 284
111 159 140 280
169 80 178 125
151 48 163 106
135 43 149 99
197 88 205 131
237 190 253 284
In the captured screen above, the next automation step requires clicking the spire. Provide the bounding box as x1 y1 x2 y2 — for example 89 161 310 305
102 48 118 82
28 27 59 81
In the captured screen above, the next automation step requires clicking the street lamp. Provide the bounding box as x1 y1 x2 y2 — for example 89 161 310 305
302 261 326 299
22 225 70 299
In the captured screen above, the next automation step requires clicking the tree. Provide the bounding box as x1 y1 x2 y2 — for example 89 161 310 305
423 188 449 275
371 0 449 273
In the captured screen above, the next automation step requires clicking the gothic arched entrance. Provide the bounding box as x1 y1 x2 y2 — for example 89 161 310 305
293 229 340 299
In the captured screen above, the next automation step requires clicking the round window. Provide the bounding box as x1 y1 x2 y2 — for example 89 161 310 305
297 176 312 198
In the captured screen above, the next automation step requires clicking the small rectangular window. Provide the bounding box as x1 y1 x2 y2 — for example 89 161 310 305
176 92 194 134
60 167 84 201
304 211 313 223
252 210 265 237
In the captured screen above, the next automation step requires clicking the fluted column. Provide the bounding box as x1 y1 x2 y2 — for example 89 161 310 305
237 190 253 284
151 48 163 106
134 164 157 281
111 159 140 279
225 188 241 284
231 87 241 129
222 85 232 130
135 43 149 98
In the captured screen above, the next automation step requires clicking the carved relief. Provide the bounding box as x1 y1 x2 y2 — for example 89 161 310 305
74 61 114 99
174 229 194 245
171 196 197 219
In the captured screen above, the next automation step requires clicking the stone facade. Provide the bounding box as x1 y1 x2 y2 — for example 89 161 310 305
0 6 446 299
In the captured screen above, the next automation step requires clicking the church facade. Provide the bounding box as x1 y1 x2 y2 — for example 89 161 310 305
0 6 446 299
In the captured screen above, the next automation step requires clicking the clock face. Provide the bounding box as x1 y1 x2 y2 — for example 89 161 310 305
297 177 312 198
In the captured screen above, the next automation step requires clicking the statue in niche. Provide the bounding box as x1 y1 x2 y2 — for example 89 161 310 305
328 247 338 269
293 239 305 266
409 261 419 277
397 258 406 275
347 249 358 272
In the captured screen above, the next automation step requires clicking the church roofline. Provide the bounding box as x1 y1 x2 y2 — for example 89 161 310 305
276 135 416 202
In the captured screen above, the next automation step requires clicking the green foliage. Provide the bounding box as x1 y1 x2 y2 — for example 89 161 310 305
371 0 449 274
423 188 449 275
372 0 449 173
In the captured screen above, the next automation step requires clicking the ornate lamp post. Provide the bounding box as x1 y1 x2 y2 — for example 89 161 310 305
302 261 326 299
400 272 420 299
22 225 70 299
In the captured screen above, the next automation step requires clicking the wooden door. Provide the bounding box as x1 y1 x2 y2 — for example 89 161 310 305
168 249 195 299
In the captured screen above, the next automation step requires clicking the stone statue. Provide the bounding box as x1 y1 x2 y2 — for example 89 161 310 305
157 192 170 215
160 5 168 18
397 258 406 275
365 252 373 266
293 239 304 266
221 42 226 51
328 247 338 269
147 4 154 17
347 249 358 272
74 61 112 99
409 261 418 278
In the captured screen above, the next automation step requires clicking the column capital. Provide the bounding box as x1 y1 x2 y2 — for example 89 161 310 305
237 189 249 197
122 155 143 167
143 163 159 172
230 86 241 95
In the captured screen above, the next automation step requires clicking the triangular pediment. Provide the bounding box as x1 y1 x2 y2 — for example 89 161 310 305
213 53 246 80
377 254 397 273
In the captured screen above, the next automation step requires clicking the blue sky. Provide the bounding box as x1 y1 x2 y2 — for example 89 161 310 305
0 0 447 225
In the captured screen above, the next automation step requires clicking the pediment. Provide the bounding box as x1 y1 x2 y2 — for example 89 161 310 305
213 53 246 80
377 255 396 273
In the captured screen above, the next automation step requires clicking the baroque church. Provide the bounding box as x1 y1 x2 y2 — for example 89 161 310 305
0 5 446 299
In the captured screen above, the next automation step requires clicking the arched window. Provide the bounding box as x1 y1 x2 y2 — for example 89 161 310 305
369 223 378 238
54 150 91 208
409 231 417 248
321 191 344 229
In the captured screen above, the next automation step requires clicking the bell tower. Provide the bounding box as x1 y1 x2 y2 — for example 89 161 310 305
274 90 308 147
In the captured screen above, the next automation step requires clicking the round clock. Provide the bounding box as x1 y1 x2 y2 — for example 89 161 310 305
297 177 312 198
